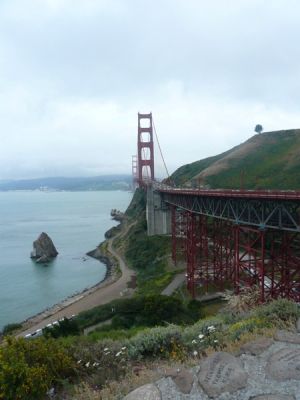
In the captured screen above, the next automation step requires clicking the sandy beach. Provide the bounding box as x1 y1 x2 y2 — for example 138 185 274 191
17 221 136 337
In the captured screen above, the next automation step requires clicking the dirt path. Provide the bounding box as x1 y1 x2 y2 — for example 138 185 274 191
161 272 186 296
17 222 136 337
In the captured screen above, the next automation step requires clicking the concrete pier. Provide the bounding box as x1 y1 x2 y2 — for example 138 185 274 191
146 186 171 236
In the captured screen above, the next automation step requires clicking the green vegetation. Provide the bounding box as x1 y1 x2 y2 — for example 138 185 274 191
170 150 231 186
76 295 202 333
2 299 298 399
43 317 80 339
171 129 300 189
125 187 146 219
0 337 77 400
125 218 173 295
1 322 23 336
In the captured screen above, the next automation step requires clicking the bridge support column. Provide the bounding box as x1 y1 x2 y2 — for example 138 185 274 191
146 186 171 236
234 225 266 303
266 230 300 302
186 212 197 298
211 219 235 289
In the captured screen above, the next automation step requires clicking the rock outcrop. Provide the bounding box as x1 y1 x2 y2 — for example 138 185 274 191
30 232 58 263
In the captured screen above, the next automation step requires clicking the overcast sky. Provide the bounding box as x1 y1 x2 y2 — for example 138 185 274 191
1 0 300 180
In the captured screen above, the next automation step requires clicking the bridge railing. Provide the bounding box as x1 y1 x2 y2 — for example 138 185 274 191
155 185 300 201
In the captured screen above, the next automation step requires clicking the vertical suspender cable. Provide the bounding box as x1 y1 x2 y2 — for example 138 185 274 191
152 118 171 180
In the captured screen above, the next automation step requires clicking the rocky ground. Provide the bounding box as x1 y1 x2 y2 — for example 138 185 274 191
124 319 300 400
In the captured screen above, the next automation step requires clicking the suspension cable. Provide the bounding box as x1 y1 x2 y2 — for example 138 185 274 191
152 118 170 179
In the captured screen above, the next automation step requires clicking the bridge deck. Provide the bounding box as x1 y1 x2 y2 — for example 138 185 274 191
158 187 300 201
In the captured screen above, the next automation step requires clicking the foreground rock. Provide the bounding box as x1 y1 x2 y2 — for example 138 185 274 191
30 232 58 263
124 329 300 399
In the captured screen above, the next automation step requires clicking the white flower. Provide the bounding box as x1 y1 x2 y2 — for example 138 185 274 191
85 361 90 368
214 340 218 343
192 339 197 344
193 350 198 356
104 351 110 355
121 346 127 350
103 347 109 352
207 326 215 331
77 360 81 364
116 351 122 357
198 334 204 339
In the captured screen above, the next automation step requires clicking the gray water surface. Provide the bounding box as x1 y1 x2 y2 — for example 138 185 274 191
0 190 132 330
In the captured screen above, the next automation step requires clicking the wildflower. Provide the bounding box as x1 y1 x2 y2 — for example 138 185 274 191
193 350 198 356
77 360 82 364
198 334 204 339
207 326 216 332
103 347 109 352
116 351 122 357
192 339 197 344
214 340 218 343
85 361 90 368
121 346 127 350
104 351 110 355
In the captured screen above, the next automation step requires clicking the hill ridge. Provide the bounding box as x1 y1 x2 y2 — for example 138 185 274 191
171 129 300 190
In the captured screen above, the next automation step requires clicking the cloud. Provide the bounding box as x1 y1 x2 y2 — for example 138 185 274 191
0 0 300 179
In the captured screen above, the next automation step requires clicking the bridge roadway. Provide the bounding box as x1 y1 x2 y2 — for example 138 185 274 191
154 184 300 232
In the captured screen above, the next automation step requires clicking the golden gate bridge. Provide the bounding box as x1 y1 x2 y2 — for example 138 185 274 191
132 113 300 303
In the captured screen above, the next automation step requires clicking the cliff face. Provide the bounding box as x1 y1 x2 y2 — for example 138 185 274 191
171 129 300 190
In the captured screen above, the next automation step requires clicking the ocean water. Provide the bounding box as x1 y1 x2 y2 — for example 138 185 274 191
0 190 132 330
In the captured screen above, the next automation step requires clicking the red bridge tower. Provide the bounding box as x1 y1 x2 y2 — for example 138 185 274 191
137 112 155 184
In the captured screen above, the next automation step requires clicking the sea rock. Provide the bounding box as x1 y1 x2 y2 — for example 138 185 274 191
31 232 58 263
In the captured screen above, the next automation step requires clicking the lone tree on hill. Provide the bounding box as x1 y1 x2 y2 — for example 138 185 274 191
254 124 263 134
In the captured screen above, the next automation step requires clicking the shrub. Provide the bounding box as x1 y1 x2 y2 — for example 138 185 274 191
182 316 224 345
182 316 225 356
70 339 130 388
227 316 270 341
253 299 300 327
0 337 77 400
127 325 183 360
43 317 80 338
2 323 22 336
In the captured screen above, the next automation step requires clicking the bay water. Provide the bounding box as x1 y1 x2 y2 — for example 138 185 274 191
0 190 132 330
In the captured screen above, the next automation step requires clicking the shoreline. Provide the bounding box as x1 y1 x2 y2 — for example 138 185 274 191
19 240 119 332
16 216 132 336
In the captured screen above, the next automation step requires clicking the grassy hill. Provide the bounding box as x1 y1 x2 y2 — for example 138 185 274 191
171 129 300 190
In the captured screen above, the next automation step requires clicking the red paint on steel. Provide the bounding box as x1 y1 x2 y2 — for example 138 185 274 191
158 188 300 201
137 113 155 184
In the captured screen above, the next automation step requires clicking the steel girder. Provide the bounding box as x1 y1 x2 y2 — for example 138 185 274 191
161 192 300 232
265 231 300 302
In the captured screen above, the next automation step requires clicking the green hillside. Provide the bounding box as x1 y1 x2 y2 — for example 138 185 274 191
171 129 300 190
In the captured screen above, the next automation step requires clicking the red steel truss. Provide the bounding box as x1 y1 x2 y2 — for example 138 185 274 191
265 231 300 301
234 225 266 301
171 208 300 302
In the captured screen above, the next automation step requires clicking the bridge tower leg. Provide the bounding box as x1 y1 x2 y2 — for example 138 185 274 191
137 113 154 184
